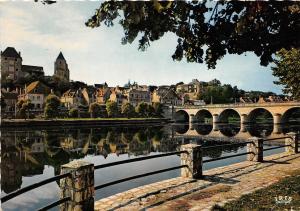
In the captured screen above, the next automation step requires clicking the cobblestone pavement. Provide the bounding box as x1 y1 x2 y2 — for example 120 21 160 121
95 152 300 211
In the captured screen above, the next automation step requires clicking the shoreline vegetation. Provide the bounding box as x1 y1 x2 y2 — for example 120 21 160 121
1 117 171 127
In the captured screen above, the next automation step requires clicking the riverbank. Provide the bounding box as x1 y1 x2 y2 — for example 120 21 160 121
94 152 300 210
1 117 171 127
213 169 300 210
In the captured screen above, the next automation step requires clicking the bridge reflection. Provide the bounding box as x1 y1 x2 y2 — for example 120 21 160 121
172 123 299 140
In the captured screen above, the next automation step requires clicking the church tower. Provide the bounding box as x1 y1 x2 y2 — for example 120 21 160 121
54 52 70 81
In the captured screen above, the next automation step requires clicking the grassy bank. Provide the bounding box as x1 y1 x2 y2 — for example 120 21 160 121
212 169 300 210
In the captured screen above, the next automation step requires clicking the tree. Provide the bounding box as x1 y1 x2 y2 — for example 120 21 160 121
69 108 79 118
44 94 60 119
84 1 300 69
146 104 155 117
1 97 7 110
106 101 118 117
17 99 34 119
152 102 163 117
89 102 102 118
121 102 135 118
135 102 148 117
272 48 300 99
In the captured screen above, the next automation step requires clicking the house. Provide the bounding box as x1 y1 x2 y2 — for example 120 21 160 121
152 87 182 106
21 65 44 78
60 89 84 109
18 81 51 110
126 89 151 107
176 79 205 100
109 88 128 105
95 87 111 104
1 88 19 112
240 97 253 103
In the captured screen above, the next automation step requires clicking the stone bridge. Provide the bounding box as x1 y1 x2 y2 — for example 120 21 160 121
163 102 300 124
173 123 288 141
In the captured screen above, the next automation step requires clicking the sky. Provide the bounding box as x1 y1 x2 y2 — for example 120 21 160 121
0 1 283 94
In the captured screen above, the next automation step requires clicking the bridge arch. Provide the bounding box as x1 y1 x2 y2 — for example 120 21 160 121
281 107 300 123
174 110 189 123
194 124 213 135
218 109 241 123
248 108 273 124
194 109 213 123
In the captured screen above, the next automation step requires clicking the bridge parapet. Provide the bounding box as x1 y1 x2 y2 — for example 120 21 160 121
174 101 300 109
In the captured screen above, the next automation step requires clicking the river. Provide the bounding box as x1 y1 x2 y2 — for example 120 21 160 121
1 123 299 210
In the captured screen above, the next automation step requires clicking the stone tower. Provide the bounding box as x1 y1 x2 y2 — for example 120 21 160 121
54 52 69 81
1 47 22 80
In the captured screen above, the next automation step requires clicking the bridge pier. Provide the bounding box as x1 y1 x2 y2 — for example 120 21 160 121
240 123 247 132
212 123 220 131
212 114 219 124
189 114 196 123
273 124 283 134
273 113 282 124
241 114 249 124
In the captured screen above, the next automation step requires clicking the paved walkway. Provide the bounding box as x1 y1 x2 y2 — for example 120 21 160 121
95 152 300 211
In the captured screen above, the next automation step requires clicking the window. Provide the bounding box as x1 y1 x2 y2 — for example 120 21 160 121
16 68 18 71
32 96 35 100
37 104 40 108
37 96 40 100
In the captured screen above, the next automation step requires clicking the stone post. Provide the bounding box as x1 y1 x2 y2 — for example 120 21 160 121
60 160 94 211
273 113 282 124
180 144 203 179
285 132 299 154
247 137 263 162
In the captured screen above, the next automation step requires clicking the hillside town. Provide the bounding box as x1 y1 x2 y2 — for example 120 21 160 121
1 47 293 119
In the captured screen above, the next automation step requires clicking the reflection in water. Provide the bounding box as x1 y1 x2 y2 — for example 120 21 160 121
173 124 189 134
194 124 213 135
1 123 299 211
219 124 241 137
247 124 274 137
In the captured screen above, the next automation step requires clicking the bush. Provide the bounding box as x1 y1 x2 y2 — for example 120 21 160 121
135 102 148 117
106 101 119 117
69 108 79 118
44 94 60 118
121 102 135 118
89 102 102 118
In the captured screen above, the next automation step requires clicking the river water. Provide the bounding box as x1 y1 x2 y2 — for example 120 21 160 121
1 123 299 211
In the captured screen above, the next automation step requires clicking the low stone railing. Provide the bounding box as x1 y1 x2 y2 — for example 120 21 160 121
1 133 298 211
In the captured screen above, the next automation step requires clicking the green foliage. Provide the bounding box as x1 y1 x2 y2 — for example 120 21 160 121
69 108 79 118
1 97 7 109
85 1 299 69
89 102 102 118
152 102 163 117
146 104 155 117
135 102 148 117
121 102 135 118
17 99 34 119
106 101 118 117
44 94 60 118
272 48 300 99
